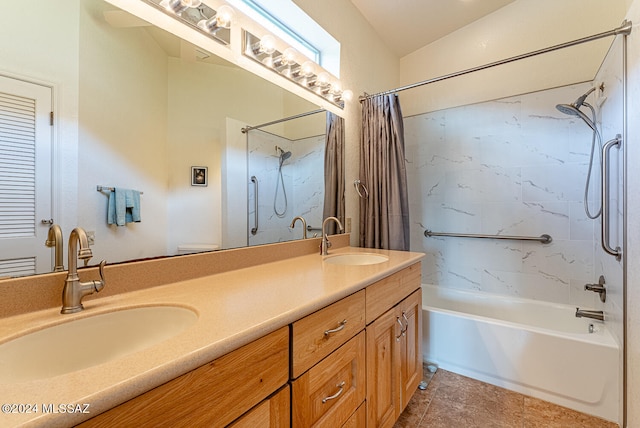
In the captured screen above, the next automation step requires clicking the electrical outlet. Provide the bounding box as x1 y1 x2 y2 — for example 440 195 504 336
87 231 95 246
345 217 352 233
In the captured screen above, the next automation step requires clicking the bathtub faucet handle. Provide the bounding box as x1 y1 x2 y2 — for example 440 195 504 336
584 275 606 303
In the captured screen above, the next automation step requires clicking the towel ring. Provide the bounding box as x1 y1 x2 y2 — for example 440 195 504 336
354 180 369 199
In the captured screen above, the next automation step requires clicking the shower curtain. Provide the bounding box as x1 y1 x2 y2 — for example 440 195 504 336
323 112 345 235
359 94 410 251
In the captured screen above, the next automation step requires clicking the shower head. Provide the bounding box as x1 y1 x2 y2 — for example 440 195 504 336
281 151 292 161
276 146 292 162
555 86 598 132
555 102 597 132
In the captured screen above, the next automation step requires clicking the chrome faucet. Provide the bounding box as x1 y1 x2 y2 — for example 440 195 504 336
575 308 604 321
290 216 308 239
45 224 65 272
320 216 344 255
61 227 106 314
584 275 606 302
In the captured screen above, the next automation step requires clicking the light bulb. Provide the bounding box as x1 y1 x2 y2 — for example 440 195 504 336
215 5 234 28
300 61 315 78
160 0 185 14
282 48 298 66
259 35 277 55
316 72 330 87
331 81 342 94
198 4 235 34
341 89 354 102
160 0 196 14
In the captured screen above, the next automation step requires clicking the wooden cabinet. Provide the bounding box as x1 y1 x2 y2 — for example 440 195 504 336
229 385 290 428
342 403 366 427
78 261 422 428
291 291 366 427
366 277 422 428
292 332 366 427
291 290 365 379
397 290 423 411
79 327 289 428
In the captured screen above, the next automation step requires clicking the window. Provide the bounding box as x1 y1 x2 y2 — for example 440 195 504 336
227 0 340 76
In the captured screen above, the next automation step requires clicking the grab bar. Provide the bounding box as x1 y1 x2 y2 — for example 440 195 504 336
424 230 552 244
251 176 258 235
601 135 622 260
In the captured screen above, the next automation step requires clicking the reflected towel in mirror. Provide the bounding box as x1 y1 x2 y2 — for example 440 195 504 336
107 188 141 226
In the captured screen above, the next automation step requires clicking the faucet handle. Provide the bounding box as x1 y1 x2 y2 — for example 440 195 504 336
93 260 107 293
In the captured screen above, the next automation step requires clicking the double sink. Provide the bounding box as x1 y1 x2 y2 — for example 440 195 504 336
0 252 388 384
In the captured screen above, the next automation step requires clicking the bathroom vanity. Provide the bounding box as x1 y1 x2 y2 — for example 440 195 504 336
0 236 423 427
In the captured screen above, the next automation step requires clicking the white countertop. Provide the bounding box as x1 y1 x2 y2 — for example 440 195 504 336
0 247 423 427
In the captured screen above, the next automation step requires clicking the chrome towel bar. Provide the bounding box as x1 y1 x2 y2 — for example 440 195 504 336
97 185 143 195
424 230 552 244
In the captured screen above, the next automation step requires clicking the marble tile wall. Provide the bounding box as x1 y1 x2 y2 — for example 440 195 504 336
406 82 607 306
248 130 325 245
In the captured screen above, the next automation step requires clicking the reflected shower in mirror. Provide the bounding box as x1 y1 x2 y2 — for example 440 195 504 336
245 109 327 246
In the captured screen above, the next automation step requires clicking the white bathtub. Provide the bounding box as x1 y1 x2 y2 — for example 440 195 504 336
422 284 619 423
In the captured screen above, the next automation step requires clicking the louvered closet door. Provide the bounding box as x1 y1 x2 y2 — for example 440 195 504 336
0 75 52 277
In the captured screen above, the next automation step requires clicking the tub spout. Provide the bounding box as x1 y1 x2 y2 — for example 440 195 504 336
575 308 604 321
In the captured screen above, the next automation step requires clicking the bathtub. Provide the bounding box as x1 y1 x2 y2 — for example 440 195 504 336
421 284 619 423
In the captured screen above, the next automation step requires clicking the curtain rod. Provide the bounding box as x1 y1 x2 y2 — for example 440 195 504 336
360 20 632 101
241 108 326 133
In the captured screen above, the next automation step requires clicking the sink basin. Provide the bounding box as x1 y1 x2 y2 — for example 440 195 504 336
0 306 197 383
323 253 389 265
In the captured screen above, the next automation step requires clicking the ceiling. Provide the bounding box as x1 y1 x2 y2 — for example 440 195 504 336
350 0 516 57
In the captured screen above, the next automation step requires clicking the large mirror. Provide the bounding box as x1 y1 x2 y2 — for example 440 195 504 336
0 0 336 278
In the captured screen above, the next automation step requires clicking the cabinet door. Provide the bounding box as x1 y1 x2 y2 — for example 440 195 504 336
398 289 423 411
292 331 366 427
366 305 401 428
230 385 290 428
79 327 289 428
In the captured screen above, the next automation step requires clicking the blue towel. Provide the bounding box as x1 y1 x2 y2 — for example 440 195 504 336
107 188 141 226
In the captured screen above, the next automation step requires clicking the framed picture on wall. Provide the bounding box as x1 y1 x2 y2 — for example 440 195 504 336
191 166 208 186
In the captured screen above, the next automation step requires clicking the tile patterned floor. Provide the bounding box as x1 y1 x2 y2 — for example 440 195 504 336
395 366 618 428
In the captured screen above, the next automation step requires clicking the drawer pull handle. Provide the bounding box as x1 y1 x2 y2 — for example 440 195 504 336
396 317 406 341
322 381 346 403
402 312 410 331
324 319 347 336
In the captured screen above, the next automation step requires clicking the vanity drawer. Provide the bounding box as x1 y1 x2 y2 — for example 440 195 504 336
292 331 366 427
292 290 365 378
366 262 421 324
79 327 289 428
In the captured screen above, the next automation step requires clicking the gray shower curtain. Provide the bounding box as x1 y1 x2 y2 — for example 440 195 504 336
359 94 410 250
323 112 345 235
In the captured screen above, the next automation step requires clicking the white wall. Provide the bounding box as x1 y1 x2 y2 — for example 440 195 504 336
399 0 627 116
406 83 600 306
79 0 170 263
622 1 640 425
0 0 80 265
594 33 625 422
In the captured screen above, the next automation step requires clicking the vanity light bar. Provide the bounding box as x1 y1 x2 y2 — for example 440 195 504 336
242 30 351 108
141 0 232 45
